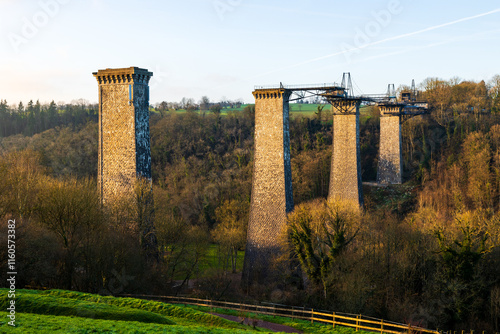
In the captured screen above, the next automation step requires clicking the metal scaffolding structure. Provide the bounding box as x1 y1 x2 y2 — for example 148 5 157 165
253 73 430 117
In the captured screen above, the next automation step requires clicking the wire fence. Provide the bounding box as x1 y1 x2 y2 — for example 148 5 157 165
118 294 440 334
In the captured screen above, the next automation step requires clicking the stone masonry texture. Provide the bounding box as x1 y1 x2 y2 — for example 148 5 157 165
377 106 403 184
329 100 364 207
93 67 153 204
242 89 294 286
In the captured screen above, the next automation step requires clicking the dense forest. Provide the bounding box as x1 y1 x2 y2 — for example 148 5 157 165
0 99 98 138
1 75 500 332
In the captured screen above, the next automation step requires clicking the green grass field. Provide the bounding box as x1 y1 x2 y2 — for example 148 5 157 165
152 104 250 115
154 103 326 116
0 289 369 333
0 289 250 333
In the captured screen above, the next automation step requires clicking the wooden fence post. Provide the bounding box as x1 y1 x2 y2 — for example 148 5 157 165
381 319 383 334
333 312 336 328
356 315 360 331
311 309 314 324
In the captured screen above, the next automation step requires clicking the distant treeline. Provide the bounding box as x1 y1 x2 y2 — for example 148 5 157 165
419 76 500 113
0 99 98 138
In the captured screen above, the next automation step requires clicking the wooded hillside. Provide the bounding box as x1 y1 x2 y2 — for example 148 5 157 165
1 76 500 331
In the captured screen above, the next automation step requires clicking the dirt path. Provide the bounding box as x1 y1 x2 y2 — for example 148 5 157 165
210 313 302 333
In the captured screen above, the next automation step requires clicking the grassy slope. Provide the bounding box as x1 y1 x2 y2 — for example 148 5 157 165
0 312 263 334
0 292 174 325
0 289 249 333
0 289 370 333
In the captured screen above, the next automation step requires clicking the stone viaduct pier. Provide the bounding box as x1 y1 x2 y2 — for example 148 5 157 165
377 103 404 184
241 88 294 285
377 101 429 184
93 66 158 262
326 96 364 206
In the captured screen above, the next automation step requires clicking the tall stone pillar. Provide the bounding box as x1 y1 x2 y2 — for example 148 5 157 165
93 67 153 204
93 67 158 262
242 89 294 286
377 104 404 185
328 99 363 207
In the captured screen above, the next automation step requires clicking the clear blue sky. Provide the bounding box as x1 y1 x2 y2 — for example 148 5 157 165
1 0 499 105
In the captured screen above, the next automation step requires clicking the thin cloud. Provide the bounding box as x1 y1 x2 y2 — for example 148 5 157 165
296 27 500 92
349 27 500 66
